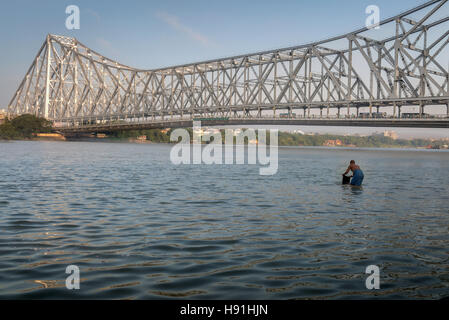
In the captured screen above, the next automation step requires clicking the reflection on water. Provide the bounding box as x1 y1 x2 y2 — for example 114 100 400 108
0 141 448 299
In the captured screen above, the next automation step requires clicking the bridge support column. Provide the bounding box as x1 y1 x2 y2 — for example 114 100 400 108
398 106 401 118
320 108 323 118
303 108 306 118
44 35 51 119
337 107 341 118
356 107 359 117
446 102 449 116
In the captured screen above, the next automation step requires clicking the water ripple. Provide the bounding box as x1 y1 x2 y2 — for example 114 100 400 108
0 141 448 299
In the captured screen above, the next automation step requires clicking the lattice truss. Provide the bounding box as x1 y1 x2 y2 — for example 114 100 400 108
7 0 449 122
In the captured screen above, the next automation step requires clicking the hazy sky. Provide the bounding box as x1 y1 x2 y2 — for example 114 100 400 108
0 0 447 138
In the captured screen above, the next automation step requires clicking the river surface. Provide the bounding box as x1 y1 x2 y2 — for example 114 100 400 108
0 141 448 299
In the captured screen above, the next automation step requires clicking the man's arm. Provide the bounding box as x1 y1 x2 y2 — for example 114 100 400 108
343 166 350 175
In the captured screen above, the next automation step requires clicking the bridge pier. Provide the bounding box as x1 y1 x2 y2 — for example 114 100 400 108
446 102 449 116
398 106 401 118
337 107 341 118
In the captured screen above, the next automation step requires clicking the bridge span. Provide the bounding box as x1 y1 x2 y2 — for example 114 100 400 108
55 116 449 134
7 0 449 131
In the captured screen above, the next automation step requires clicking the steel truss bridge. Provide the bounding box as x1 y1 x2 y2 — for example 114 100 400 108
7 0 449 131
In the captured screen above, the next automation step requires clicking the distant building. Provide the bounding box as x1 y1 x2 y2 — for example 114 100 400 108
0 110 6 124
137 135 147 141
323 139 343 147
193 127 221 137
384 130 398 140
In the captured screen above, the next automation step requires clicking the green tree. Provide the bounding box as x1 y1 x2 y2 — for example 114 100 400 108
0 121 19 140
10 114 52 138
0 114 52 140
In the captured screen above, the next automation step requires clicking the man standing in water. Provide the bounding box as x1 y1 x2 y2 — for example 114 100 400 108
343 160 364 186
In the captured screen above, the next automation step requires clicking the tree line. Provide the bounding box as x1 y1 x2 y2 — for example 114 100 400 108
0 114 52 140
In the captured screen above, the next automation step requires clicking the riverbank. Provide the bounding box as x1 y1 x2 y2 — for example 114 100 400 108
2 114 448 149
3 130 449 150
0 114 52 140
73 130 449 149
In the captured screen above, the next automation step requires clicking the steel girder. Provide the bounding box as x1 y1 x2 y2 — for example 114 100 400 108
7 0 449 124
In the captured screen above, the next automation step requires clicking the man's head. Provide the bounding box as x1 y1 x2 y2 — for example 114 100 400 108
349 160 356 168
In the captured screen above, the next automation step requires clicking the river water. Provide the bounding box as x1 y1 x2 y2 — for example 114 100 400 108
0 141 448 299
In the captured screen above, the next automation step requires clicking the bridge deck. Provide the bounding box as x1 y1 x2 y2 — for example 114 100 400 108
55 117 449 133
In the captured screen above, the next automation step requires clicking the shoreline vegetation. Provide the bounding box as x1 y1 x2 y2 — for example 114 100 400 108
0 114 52 140
1 114 448 150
